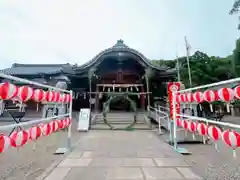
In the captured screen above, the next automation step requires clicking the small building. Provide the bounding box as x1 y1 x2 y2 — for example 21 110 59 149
0 40 175 111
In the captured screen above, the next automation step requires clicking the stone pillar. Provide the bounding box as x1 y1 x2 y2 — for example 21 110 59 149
95 85 99 112
140 85 145 110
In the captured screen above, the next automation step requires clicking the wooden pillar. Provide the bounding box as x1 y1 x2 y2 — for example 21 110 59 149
140 85 145 109
95 85 99 112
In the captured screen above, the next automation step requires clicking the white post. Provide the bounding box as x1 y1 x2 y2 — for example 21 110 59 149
184 36 192 88
172 91 177 149
157 106 162 134
67 90 73 150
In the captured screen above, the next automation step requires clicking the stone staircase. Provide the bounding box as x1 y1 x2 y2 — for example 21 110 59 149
91 111 151 130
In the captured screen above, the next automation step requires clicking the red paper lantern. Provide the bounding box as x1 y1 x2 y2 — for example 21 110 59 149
33 89 46 102
187 121 197 133
182 119 188 130
207 126 222 142
40 123 52 136
222 129 240 148
0 82 18 100
29 126 42 141
0 135 11 153
203 90 217 112
174 92 180 103
176 118 182 127
197 123 207 136
203 90 217 102
218 88 234 102
180 94 187 103
57 120 64 129
234 85 240 99
193 91 204 103
46 91 55 102
50 121 59 132
53 92 61 103
10 130 29 147
18 86 34 102
186 93 194 103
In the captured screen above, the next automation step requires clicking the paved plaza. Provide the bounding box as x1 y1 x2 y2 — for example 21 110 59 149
43 130 203 180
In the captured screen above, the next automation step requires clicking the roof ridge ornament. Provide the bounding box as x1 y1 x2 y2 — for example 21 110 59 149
113 39 128 48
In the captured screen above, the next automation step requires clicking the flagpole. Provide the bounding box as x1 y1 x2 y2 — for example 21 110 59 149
176 52 181 82
184 36 192 88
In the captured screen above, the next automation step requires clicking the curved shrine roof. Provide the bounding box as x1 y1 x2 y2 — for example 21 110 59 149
74 40 169 72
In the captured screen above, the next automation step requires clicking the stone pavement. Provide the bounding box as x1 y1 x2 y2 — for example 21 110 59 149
43 130 203 180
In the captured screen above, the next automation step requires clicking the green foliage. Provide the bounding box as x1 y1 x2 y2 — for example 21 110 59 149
229 0 240 29
151 50 235 88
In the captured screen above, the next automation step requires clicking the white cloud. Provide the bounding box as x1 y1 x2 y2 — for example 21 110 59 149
0 0 238 69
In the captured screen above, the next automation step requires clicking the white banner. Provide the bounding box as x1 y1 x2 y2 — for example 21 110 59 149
77 108 90 131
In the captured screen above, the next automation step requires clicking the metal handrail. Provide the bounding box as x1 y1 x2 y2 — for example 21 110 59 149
148 106 170 133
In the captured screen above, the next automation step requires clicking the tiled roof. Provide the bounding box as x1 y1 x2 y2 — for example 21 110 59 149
0 63 74 76
74 40 169 71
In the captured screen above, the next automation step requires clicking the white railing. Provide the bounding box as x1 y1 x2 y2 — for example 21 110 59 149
148 106 170 134
0 72 73 153
172 77 240 157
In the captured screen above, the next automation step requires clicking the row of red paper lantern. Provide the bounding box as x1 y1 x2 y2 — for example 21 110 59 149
176 118 240 150
176 86 240 104
0 82 72 103
0 118 72 153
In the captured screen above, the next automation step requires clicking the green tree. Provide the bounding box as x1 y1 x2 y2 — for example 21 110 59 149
229 0 240 29
151 51 235 88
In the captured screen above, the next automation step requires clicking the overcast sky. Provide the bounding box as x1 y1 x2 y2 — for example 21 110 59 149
0 0 239 69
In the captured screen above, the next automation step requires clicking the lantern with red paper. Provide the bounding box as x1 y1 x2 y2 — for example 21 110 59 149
234 85 240 99
0 135 11 153
222 129 240 158
53 91 61 103
29 126 42 150
217 88 235 112
187 121 197 140
193 91 204 110
10 130 29 148
45 91 55 102
0 82 18 100
180 94 187 103
186 92 194 103
203 90 217 112
18 86 34 102
33 89 46 111
197 123 208 144
207 125 222 151
40 123 52 136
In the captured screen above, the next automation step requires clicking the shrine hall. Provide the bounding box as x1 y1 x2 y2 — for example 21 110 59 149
0 40 175 111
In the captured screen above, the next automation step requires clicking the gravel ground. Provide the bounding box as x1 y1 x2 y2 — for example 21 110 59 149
0 118 81 180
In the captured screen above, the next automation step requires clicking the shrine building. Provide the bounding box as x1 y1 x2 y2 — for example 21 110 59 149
0 40 176 111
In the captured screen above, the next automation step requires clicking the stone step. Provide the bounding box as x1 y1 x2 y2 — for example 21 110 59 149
90 123 151 130
93 121 146 125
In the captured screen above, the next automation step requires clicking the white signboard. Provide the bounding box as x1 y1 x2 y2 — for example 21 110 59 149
77 108 90 131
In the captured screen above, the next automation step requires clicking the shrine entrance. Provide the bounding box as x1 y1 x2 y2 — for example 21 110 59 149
94 84 148 112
